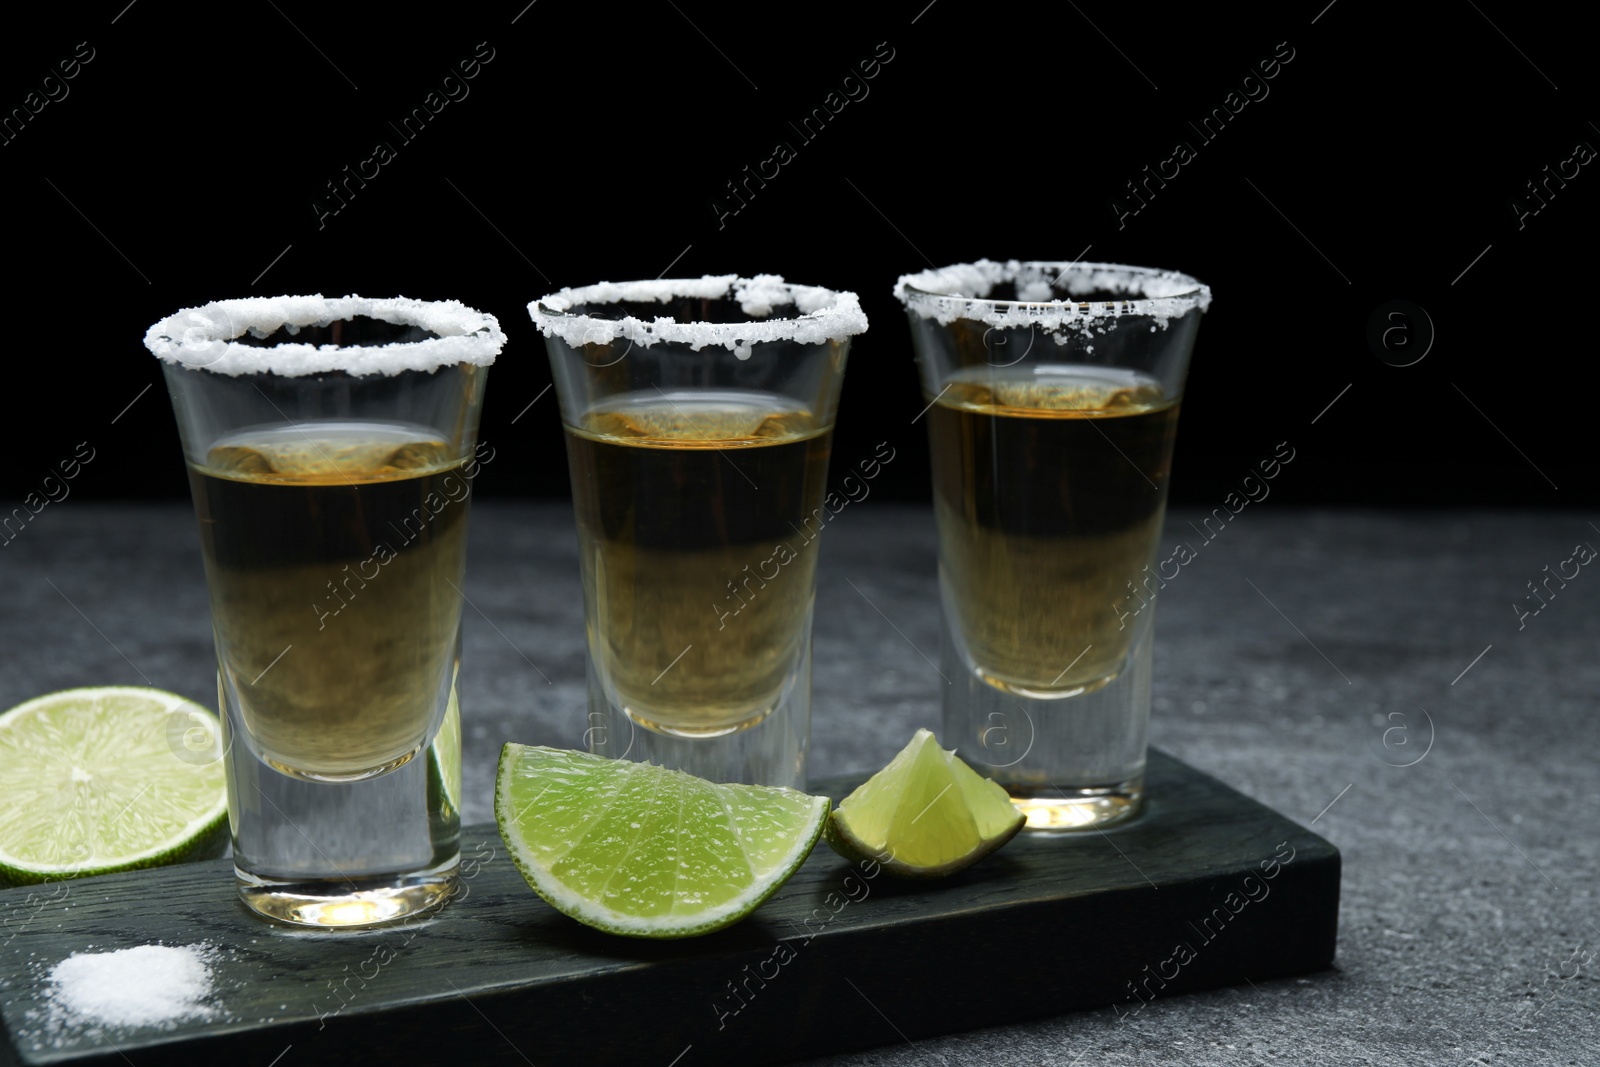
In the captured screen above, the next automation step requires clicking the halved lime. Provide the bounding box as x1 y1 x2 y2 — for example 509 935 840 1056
0 687 229 885
495 744 828 938
826 728 1025 878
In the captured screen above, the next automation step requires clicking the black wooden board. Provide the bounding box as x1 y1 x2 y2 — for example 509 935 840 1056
0 749 1339 1067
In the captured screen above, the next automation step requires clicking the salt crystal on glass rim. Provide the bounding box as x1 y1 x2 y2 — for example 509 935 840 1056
894 259 1211 335
144 294 506 377
48 944 216 1029
527 274 869 355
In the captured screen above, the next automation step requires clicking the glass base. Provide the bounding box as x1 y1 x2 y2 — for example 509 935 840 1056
624 703 773 739
237 858 459 928
975 664 1119 701
586 633 810 789
264 744 422 783
943 590 1155 833
1010 777 1144 832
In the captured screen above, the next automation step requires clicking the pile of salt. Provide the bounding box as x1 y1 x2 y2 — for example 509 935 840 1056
48 944 215 1029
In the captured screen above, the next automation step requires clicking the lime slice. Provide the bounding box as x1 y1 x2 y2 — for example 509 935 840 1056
826 728 1025 878
0 687 229 885
495 744 828 939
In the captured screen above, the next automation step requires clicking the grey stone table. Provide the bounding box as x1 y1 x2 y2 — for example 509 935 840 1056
2 504 1596 1065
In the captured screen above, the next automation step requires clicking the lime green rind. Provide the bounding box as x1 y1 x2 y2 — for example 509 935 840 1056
823 812 1022 880
494 743 828 939
821 815 870 866
0 687 230 886
0 820 230 888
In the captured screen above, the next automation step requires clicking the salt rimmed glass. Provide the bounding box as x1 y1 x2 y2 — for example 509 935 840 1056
895 261 1209 830
146 295 502 926
530 275 866 788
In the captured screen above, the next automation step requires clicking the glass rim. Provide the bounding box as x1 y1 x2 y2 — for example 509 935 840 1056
144 295 505 378
528 274 868 356
895 259 1211 331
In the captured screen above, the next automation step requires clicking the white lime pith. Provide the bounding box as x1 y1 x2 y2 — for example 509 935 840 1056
494 744 828 939
0 687 229 885
826 728 1026 878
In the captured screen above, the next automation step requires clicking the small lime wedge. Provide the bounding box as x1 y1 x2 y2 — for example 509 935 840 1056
826 728 1025 878
0 687 229 885
495 744 828 938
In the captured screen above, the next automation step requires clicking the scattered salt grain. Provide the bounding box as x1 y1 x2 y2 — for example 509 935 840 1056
48 944 215 1029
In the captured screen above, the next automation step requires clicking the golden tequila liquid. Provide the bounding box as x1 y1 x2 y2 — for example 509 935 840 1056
189 421 469 780
565 390 831 736
928 367 1178 694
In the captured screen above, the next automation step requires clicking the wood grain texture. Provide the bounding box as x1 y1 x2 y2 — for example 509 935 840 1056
0 749 1339 1067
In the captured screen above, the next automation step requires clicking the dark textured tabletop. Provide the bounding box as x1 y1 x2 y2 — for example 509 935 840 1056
3 503 1596 1064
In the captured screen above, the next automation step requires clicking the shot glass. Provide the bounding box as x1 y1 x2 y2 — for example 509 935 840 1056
146 295 503 926
895 261 1209 830
530 275 867 788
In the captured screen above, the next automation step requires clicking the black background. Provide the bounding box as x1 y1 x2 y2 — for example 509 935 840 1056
3 1 1594 508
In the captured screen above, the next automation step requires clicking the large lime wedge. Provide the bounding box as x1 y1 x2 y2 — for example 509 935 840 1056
495 744 828 938
0 687 229 885
825 728 1025 878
